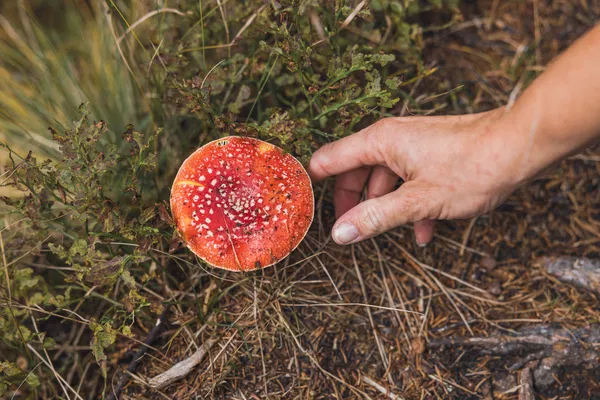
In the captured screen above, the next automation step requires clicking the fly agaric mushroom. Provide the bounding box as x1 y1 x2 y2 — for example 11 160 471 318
170 136 314 271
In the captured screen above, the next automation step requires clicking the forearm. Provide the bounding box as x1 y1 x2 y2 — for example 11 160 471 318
503 24 600 183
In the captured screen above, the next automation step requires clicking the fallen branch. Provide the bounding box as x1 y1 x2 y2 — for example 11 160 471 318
518 367 535 400
148 338 218 390
543 257 600 295
429 324 600 389
428 324 599 354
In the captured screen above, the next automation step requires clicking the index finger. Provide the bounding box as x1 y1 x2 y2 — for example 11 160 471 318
308 122 387 182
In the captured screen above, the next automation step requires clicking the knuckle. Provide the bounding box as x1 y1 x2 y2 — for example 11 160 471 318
374 117 394 133
370 118 392 142
364 118 394 162
362 204 387 235
310 148 334 176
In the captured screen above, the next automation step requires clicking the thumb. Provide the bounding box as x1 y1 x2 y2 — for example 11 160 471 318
331 183 436 245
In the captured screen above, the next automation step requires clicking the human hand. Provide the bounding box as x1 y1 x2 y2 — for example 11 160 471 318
309 24 600 246
308 108 528 246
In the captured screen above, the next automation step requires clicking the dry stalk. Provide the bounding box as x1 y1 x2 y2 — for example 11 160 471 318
148 338 218 390
362 375 405 400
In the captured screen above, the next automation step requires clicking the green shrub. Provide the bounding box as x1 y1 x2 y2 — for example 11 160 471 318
0 0 460 396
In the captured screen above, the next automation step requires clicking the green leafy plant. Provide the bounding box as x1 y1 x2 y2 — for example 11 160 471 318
162 1 459 163
0 361 40 396
0 0 463 397
0 104 166 395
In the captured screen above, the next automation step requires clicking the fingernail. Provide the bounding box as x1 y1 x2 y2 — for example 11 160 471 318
418 242 428 248
332 222 360 245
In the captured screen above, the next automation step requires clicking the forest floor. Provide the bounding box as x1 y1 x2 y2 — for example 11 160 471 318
1 1 599 399
126 2 600 399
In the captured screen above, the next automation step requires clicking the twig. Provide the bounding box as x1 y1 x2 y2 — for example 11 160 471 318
117 8 186 44
231 5 266 44
29 311 77 399
570 153 600 162
518 367 535 400
27 344 84 400
216 0 230 53
282 302 421 314
200 59 226 90
362 375 404 400
149 338 218 390
11 362 42 400
340 0 367 29
148 38 167 73
430 231 490 257
429 324 600 390
106 305 171 400
542 257 600 295
428 374 478 396
309 12 326 40
0 228 30 357
314 253 342 300
429 334 554 349
460 217 478 257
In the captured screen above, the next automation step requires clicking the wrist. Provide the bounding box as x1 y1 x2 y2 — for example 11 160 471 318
494 103 559 187
471 106 533 190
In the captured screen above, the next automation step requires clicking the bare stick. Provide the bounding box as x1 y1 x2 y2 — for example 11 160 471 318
27 344 83 400
542 257 600 295
362 375 405 400
518 367 535 400
149 338 218 390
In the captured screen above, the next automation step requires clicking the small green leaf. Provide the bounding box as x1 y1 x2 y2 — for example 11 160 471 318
90 322 117 379
43 336 56 349
0 362 21 377
25 372 40 388
385 77 402 90
120 270 136 289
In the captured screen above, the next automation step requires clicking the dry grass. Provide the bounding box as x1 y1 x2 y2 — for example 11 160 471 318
1 1 599 399
121 147 598 399
123 2 600 399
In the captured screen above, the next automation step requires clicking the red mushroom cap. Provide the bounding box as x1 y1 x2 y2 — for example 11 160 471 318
170 136 314 271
